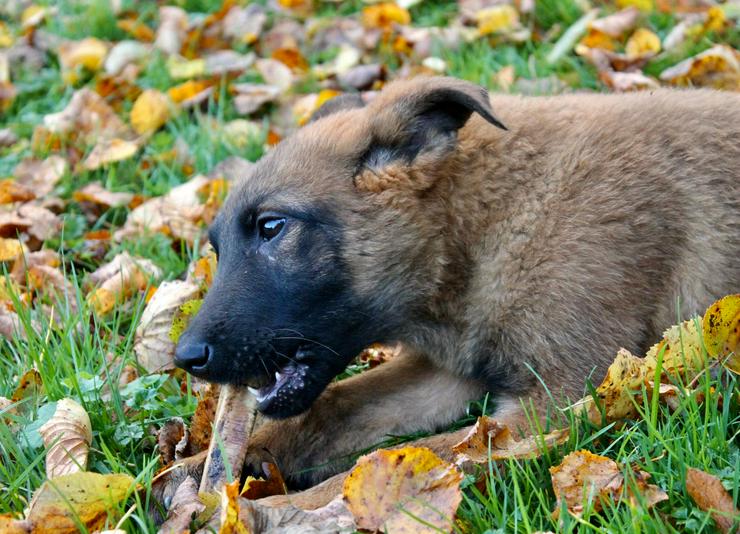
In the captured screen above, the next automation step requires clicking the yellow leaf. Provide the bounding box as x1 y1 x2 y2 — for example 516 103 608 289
39 398 92 478
0 22 13 48
26 472 135 533
645 317 706 378
0 238 27 263
167 56 207 79
626 28 661 58
617 0 654 11
86 252 162 315
362 3 411 30
476 5 519 36
702 294 740 374
167 80 215 104
131 89 172 136
659 44 740 90
82 138 140 171
452 416 569 463
550 450 667 519
58 38 108 83
219 480 249 534
343 446 462 534
21 5 47 28
241 463 287 500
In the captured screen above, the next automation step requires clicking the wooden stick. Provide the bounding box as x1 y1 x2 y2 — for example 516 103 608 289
199 385 258 494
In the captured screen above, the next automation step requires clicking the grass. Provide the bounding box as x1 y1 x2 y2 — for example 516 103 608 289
0 0 738 532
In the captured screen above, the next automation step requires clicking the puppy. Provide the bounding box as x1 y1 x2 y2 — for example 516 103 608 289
175 76 740 488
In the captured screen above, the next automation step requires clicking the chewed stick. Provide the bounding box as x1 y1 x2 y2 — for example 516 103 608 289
199 385 258 494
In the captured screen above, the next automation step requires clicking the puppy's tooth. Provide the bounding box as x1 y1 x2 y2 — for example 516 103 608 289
275 371 282 381
247 386 260 397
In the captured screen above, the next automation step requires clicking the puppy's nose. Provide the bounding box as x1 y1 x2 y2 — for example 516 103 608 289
174 338 212 372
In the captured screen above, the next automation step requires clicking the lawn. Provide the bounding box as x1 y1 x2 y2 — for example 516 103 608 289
0 0 738 532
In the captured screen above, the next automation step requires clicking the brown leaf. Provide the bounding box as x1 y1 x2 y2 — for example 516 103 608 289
86 252 162 315
220 480 249 534
43 88 133 146
238 495 356 533
600 70 660 91
590 8 640 37
231 83 282 115
39 398 92 478
73 181 135 213
57 37 108 83
660 45 740 90
134 279 201 373
686 467 740 533
241 463 287 500
550 450 667 519
157 476 205 534
158 417 189 466
154 6 188 56
452 417 569 463
0 179 35 204
188 383 219 454
82 138 140 171
343 446 462 534
25 472 135 533
0 204 62 248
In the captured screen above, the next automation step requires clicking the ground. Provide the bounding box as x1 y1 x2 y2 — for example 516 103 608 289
0 0 738 532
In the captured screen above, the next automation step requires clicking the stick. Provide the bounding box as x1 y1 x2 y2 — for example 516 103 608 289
199 385 258 494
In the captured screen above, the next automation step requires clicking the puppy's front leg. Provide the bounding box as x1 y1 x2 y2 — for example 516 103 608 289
245 350 485 488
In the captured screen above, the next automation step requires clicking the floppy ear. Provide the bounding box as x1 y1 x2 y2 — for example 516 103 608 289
309 93 365 122
360 77 505 184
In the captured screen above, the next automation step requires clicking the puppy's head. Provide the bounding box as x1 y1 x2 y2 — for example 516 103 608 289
175 77 504 418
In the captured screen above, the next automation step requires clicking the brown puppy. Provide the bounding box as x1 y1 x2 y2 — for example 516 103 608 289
175 76 740 489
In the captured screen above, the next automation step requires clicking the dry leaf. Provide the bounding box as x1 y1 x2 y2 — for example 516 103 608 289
104 40 150 76
591 8 640 37
131 89 172 136
188 383 219 454
362 3 411 30
82 138 140 171
220 480 249 534
43 88 132 145
625 28 661 59
452 417 569 463
0 237 27 262
157 476 205 534
73 182 135 212
701 294 740 373
231 83 282 115
255 58 294 92
238 495 355 533
39 398 92 478
158 417 189 466
241 463 287 500
10 369 43 413
0 179 35 204
57 37 108 83
86 252 162 315
133 280 201 373
550 450 668 519
13 156 67 197
0 204 62 247
167 80 216 107
476 5 519 36
154 6 188 56
343 446 462 534
686 467 740 533
24 472 135 533
660 44 740 90
600 70 660 91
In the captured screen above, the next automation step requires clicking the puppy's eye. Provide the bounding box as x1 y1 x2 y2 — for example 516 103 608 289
258 216 286 242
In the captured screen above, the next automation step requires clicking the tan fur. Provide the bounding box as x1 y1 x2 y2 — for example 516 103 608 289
217 78 740 493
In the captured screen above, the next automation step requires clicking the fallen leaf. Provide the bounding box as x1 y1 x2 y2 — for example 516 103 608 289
82 138 140 171
343 446 462 534
13 156 67 197
660 44 740 90
134 280 201 372
231 83 282 115
157 476 206 534
57 37 108 83
223 4 267 45
452 417 569 463
116 17 155 42
104 40 150 76
205 50 256 76
241 463 287 500
86 252 162 315
154 6 188 56
167 79 216 107
131 89 172 136
220 480 249 534
686 467 740 534
0 204 62 248
701 294 740 373
0 237 27 262
476 5 520 36
591 8 640 37
188 383 219 454
0 179 35 204
600 70 660 91
25 472 135 533
362 3 411 30
73 182 135 213
255 58 294 92
39 398 92 478
10 369 43 410
158 417 189 466
238 495 356 533
550 450 668 519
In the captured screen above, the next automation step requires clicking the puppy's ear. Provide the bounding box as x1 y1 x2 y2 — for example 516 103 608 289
309 93 365 122
358 77 505 192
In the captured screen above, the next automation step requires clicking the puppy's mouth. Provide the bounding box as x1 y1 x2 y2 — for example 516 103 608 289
247 360 310 411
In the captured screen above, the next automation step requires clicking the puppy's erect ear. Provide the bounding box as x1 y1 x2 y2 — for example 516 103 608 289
357 77 505 191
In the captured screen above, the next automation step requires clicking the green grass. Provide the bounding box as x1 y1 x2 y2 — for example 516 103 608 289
0 0 739 532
